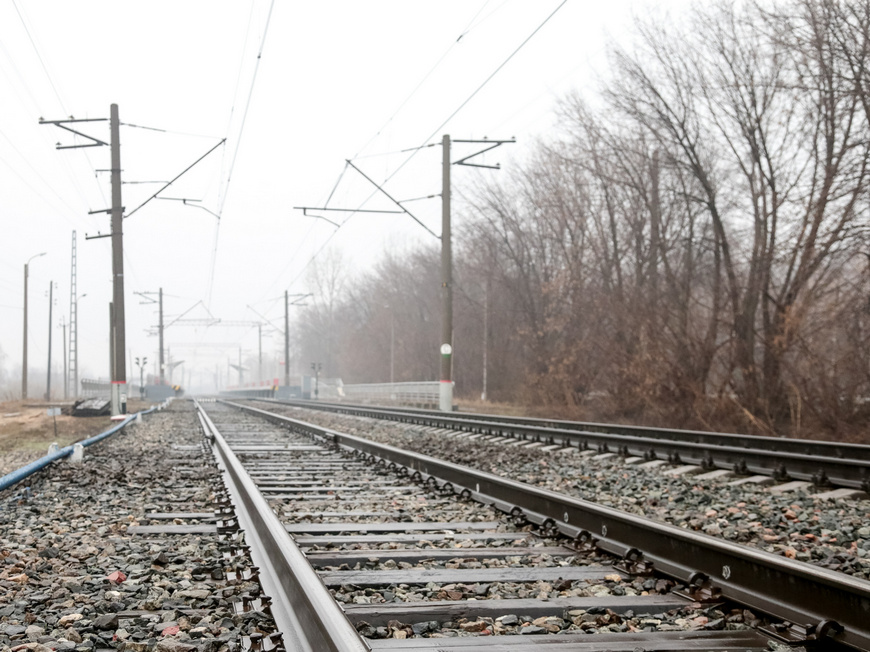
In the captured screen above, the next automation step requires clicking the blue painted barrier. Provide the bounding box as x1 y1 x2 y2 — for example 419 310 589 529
0 406 158 492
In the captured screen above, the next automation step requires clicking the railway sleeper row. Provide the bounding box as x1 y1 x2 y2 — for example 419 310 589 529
260 399 870 492
195 400 870 651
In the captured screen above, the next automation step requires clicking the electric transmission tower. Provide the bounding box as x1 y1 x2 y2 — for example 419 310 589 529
68 231 78 398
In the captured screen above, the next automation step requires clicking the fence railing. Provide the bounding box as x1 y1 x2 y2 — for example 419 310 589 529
220 386 278 399
339 381 447 408
81 378 111 398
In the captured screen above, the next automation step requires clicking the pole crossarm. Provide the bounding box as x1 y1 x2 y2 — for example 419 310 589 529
289 292 312 307
39 117 109 149
134 291 159 305
452 138 516 169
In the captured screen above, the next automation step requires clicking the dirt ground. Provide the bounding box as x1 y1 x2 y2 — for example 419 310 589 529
0 398 153 476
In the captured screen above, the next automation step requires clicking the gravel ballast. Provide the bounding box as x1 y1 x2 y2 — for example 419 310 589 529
255 402 870 580
203 403 784 644
0 401 278 652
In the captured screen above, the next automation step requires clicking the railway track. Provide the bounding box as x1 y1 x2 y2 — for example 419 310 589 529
197 398 870 650
256 398 870 493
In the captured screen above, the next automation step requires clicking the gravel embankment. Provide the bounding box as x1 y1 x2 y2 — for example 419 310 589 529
0 401 277 652
264 404 870 580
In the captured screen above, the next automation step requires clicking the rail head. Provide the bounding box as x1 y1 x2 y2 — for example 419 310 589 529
223 399 870 651
195 400 369 652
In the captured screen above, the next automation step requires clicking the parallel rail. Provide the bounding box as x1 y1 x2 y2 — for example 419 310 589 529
196 400 368 652
220 399 870 650
258 398 870 489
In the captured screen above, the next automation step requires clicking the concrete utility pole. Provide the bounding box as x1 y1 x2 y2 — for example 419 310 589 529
294 136 512 412
482 279 489 402
135 287 165 386
279 292 311 388
284 291 290 388
22 252 46 400
109 303 114 383
40 106 128 414
439 135 514 411
109 104 127 415
237 348 244 385
440 135 453 412
46 281 53 401
159 288 164 385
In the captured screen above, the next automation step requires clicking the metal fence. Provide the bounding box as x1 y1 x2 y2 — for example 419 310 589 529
81 378 111 398
219 386 278 399
339 381 447 408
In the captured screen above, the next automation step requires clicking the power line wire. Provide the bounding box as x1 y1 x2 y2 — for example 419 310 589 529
207 0 277 306
11 0 66 113
122 121 221 139
0 126 82 220
351 0 496 160
0 149 79 227
263 2 508 299
272 3 565 299
217 0 276 217
334 1 568 225
389 0 568 187
10 0 108 208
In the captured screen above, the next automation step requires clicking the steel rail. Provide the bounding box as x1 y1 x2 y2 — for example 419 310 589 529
259 398 870 489
225 399 870 650
194 400 369 652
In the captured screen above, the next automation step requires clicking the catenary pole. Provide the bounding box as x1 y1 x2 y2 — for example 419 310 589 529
110 104 127 414
22 265 28 399
22 253 45 399
109 303 114 384
45 281 53 401
159 288 164 385
284 291 290 388
440 134 453 412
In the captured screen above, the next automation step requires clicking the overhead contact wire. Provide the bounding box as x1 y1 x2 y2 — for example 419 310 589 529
207 0 277 305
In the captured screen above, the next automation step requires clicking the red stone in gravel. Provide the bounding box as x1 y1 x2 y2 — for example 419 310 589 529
106 571 126 583
161 626 180 636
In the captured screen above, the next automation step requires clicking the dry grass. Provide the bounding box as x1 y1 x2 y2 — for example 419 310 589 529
0 399 153 476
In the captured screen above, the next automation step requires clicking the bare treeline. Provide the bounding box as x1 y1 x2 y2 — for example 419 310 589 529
297 0 870 440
